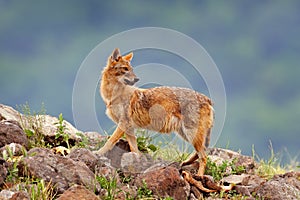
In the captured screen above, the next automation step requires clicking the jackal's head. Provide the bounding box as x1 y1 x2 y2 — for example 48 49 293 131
103 48 139 86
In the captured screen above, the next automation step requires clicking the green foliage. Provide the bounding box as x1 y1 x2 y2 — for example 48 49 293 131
253 144 286 179
17 102 47 148
96 175 121 200
54 113 71 149
136 130 158 153
151 142 190 163
14 178 56 200
136 180 153 199
205 157 245 181
28 179 56 200
75 132 90 148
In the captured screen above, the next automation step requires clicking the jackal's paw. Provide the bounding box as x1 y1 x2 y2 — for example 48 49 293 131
93 149 105 156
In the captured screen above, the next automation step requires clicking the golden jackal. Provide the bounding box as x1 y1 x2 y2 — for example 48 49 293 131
96 48 214 176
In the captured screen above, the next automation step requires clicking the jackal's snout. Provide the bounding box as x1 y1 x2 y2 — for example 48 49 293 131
124 74 139 86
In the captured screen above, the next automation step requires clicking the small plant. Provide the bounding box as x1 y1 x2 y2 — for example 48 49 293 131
17 102 47 148
17 178 57 200
205 157 245 181
54 113 71 149
75 132 89 148
136 180 153 199
2 145 24 184
151 142 190 163
253 143 285 179
96 175 121 200
136 130 158 153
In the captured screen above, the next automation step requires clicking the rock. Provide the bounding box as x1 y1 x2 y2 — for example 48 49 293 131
255 172 300 200
57 185 99 200
10 191 30 200
0 104 21 122
0 158 8 186
96 165 117 180
0 120 28 149
256 180 300 200
104 139 130 168
221 174 249 185
274 171 300 189
234 185 252 197
207 148 256 173
114 185 138 200
37 114 81 140
19 148 100 194
81 132 106 150
135 166 190 200
120 152 158 175
0 190 14 200
0 104 83 147
67 148 98 172
241 174 266 186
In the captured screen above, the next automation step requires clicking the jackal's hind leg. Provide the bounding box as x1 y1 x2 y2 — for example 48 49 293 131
197 150 207 176
96 126 124 155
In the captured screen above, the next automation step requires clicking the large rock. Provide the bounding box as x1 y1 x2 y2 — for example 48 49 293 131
0 104 20 122
0 104 83 146
57 185 99 200
104 139 130 168
120 152 161 175
67 148 99 172
19 148 100 194
207 148 256 173
135 166 190 200
255 171 300 200
0 120 28 149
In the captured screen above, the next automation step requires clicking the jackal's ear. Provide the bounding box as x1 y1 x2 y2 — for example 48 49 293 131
123 52 133 62
111 48 121 61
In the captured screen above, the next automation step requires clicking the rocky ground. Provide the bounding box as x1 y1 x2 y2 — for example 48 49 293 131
0 104 299 200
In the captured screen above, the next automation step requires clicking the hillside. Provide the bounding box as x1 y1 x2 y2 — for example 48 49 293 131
0 104 299 200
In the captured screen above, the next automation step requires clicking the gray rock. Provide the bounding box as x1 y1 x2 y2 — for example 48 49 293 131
19 148 100 194
0 104 21 122
255 172 300 200
67 148 98 172
120 152 156 175
0 104 83 147
0 120 28 149
0 190 14 200
221 174 249 185
207 148 256 173
104 139 130 168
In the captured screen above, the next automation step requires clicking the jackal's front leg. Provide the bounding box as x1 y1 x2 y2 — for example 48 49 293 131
125 131 139 154
96 126 124 155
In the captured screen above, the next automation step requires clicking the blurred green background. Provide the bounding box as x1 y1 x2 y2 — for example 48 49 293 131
1 1 299 164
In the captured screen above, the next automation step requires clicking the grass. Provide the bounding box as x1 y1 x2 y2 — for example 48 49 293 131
252 143 287 179
17 102 47 148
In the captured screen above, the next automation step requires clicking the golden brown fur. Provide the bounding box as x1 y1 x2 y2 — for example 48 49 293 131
96 48 214 177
